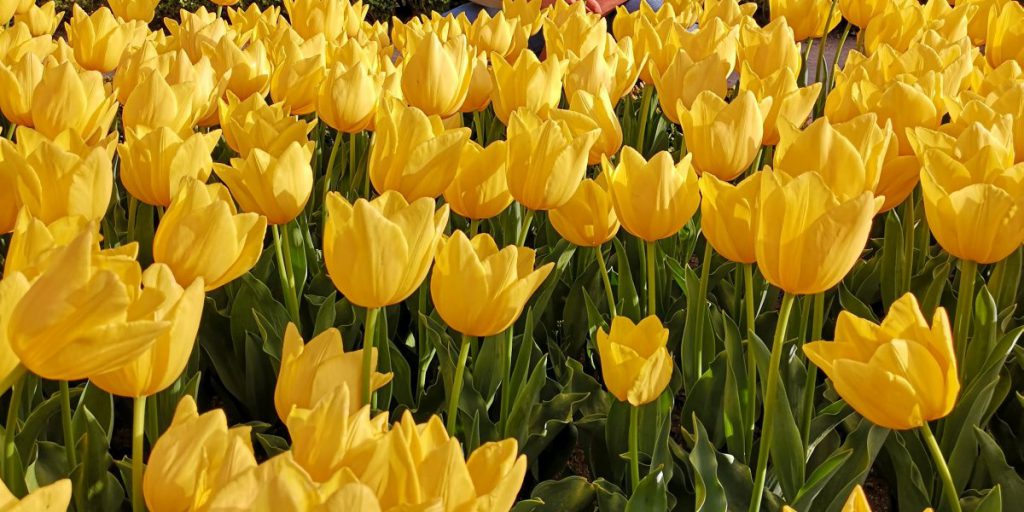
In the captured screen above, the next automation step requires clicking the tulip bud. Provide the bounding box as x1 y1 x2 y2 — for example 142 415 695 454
605 147 701 242
490 51 566 124
30 62 118 145
698 172 762 264
506 109 598 211
444 140 513 220
549 175 620 248
66 5 139 73
679 90 771 181
597 315 673 406
214 141 315 225
318 60 384 133
400 33 474 118
118 127 221 207
219 93 316 158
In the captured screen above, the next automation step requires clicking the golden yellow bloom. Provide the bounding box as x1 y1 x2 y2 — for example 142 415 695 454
144 396 257 512
66 5 138 73
107 0 160 22
986 1 1024 68
369 99 470 200
153 180 267 291
444 140 513 220
556 90 622 165
213 141 314 225
3 211 94 280
14 1 62 36
0 163 16 235
783 485 874 512
861 5 926 53
319 60 383 133
324 191 449 308
771 0 842 41
804 293 958 430
702 0 757 25
738 17 802 78
275 323 393 422
698 172 762 264
679 90 770 181
597 315 673 406
30 61 117 145
121 68 202 136
219 93 317 157
550 175 620 248
400 33 474 118
0 273 30 386
674 18 740 72
505 109 598 211
117 127 220 207
504 0 543 34
461 52 492 113
740 65 821 145
203 37 272 102
490 50 566 123
431 231 553 337
840 0 903 28
756 171 879 295
0 477 71 511
0 22 55 64
542 1 606 60
284 0 366 41
565 35 642 103
650 50 731 123
828 114 905 211
467 10 530 60
165 7 229 63
8 231 171 381
270 35 326 116
0 52 42 128
605 147 701 242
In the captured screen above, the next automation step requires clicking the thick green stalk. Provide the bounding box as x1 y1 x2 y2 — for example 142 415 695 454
799 39 815 87
60 380 82 512
692 242 713 377
920 423 962 512
469 218 480 237
517 209 536 247
499 328 513 435
272 224 301 327
127 197 138 243
828 23 852 93
953 259 978 375
596 245 617 317
446 334 472 433
417 285 430 393
743 264 758 462
322 130 344 225
361 308 381 407
646 241 657 317
749 293 797 512
629 404 641 492
132 396 146 512
634 85 654 153
902 194 916 294
3 374 23 480
800 293 824 448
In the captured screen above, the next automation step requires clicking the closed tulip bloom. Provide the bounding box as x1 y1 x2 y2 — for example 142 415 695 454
90 265 205 397
756 172 879 295
832 114 905 211
0 22 55 64
369 99 470 201
118 127 220 207
400 33 474 118
324 191 449 308
650 50 731 123
165 8 229 63
214 141 314 225
275 323 393 422
154 179 266 291
66 5 136 73
740 65 821 145
205 452 345 511
4 212 95 279
444 140 513 220
550 176 620 248
14 1 62 36
108 0 160 22
771 0 841 41
122 70 203 136
204 37 272 102
606 147 701 241
490 51 566 124
986 2 1024 68
506 110 598 211
861 5 926 54
219 93 316 157
467 10 530 60
8 231 172 381
0 478 71 511
31 62 117 145
565 36 643 103
3 135 112 223
460 52 492 113
841 0 903 28
431 231 553 337
783 486 873 512
869 80 943 155
0 274 30 386
0 0 16 24
702 0 757 25
738 17 802 78
284 0 365 41
0 52 43 127
319 61 383 133
597 315 673 406
699 172 762 264
543 2 606 59
270 36 326 116
144 396 257 512
804 293 958 430
679 90 771 181
560 90 622 165
0 163 16 235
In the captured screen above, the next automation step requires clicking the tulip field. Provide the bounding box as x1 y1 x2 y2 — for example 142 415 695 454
1 0 1023 509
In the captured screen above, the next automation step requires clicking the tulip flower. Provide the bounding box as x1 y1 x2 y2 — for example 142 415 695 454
0 22 54 64
605 147 701 242
14 1 62 36
460 53 492 113
214 141 314 225
319 60 383 133
565 36 643 103
400 33 474 118
30 62 117 145
840 0 902 28
557 90 622 165
828 114 905 212
650 50 731 123
490 51 566 124
66 5 137 73
770 0 841 41
219 93 316 157
679 90 771 181
269 35 326 116
505 109 598 212
698 172 762 265
550 176 621 249
466 10 530 60
165 8 229 63
740 65 821 146
0 159 18 235
118 127 221 207
108 0 160 22
756 172 879 295
985 2 1024 68
738 17 802 78
369 99 471 201
144 396 257 512
783 485 873 512
444 140 513 221
153 180 266 292
122 69 204 136
284 0 365 41
3 211 96 280
0 478 71 510
0 52 42 127
0 273 30 388
542 1 606 59
204 37 272 102
275 323 393 422
598 315 672 406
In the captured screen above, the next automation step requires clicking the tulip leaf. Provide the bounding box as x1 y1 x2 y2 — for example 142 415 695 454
510 476 597 512
385 335 415 408
16 386 81 464
883 432 933 512
507 355 549 444
962 486 1002 512
625 464 668 512
790 448 852 510
838 282 878 323
990 247 1021 315
283 220 309 301
766 354 806 502
71 407 124 511
690 414 728 512
613 238 641 321
71 382 113 444
27 441 68 489
974 427 1024 505
312 291 337 336
680 353 728 447
255 433 290 458
879 210 903 308
814 418 889 512
920 259 952 319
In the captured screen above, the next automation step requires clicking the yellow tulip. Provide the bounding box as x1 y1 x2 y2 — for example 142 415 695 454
756 171 879 295
542 1 606 60
828 114 905 211
504 0 543 34
203 37 272 102
555 90 622 165
400 33 474 118
0 164 16 235
0 0 16 25
117 127 220 207
505 109 598 211
8 231 171 381
771 0 842 41
153 180 267 292
467 10 530 60
444 140 513 220
738 17 802 78
960 0 1009 45
0 53 43 127
219 93 316 158
679 90 771 181
3 211 96 280
30 61 117 145
0 478 71 511
66 5 137 73
550 175 620 248
460 52 492 113
490 50 566 124
804 293 958 430
606 147 701 242
165 7 229 63
144 396 257 512
985 1 1024 68
368 99 471 201
391 13 468 53
213 141 314 225
122 68 202 136
698 172 762 264
702 0 758 25
0 273 30 386
107 0 160 22
275 323 393 422
650 50 731 123
270 35 326 116
840 0 904 28
14 1 62 36
985 83 1024 163
318 60 383 133
284 0 366 41
597 315 673 406
206 452 350 511
861 5 927 53
565 35 643 103
783 485 874 512
431 231 553 337
675 18 740 72
324 191 449 308
740 65 822 146
0 22 55 65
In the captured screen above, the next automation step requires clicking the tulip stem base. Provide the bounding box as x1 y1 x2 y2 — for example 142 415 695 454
635 85 654 153
953 259 977 377
273 224 301 327
743 264 757 463
447 334 472 434
646 241 657 317
362 308 381 408
629 404 641 492
499 328 513 436
596 246 617 317
801 293 825 449
690 242 713 383
920 423 963 512
517 209 536 247
749 292 796 512
902 195 916 295
132 396 146 512
322 130 344 228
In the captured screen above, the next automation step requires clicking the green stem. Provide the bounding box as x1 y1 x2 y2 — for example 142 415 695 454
132 396 146 512
322 130 344 229
473 111 487 144
349 132 357 192
646 240 657 317
499 328 513 435
216 5 223 17
469 218 480 237
799 38 815 87
362 133 372 199
0 365 25 398
692 242 713 377
361 307 380 407
126 197 138 243
516 209 536 247
60 381 78 470
953 259 977 376
3 123 14 140
749 293 797 512
800 293 824 448
829 23 852 92
902 193 916 294
272 224 301 327
916 204 929 268
596 245 617 317
629 404 641 492
417 284 430 393
743 264 758 463
920 423 962 512
446 333 472 434
815 0 838 85
634 85 653 153
3 374 23 480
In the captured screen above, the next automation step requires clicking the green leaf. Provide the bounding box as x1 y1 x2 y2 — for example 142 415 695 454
962 486 1002 512
613 238 640 321
690 415 728 512
511 476 597 512
879 210 903 309
790 449 852 510
974 428 1024 505
625 464 668 512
